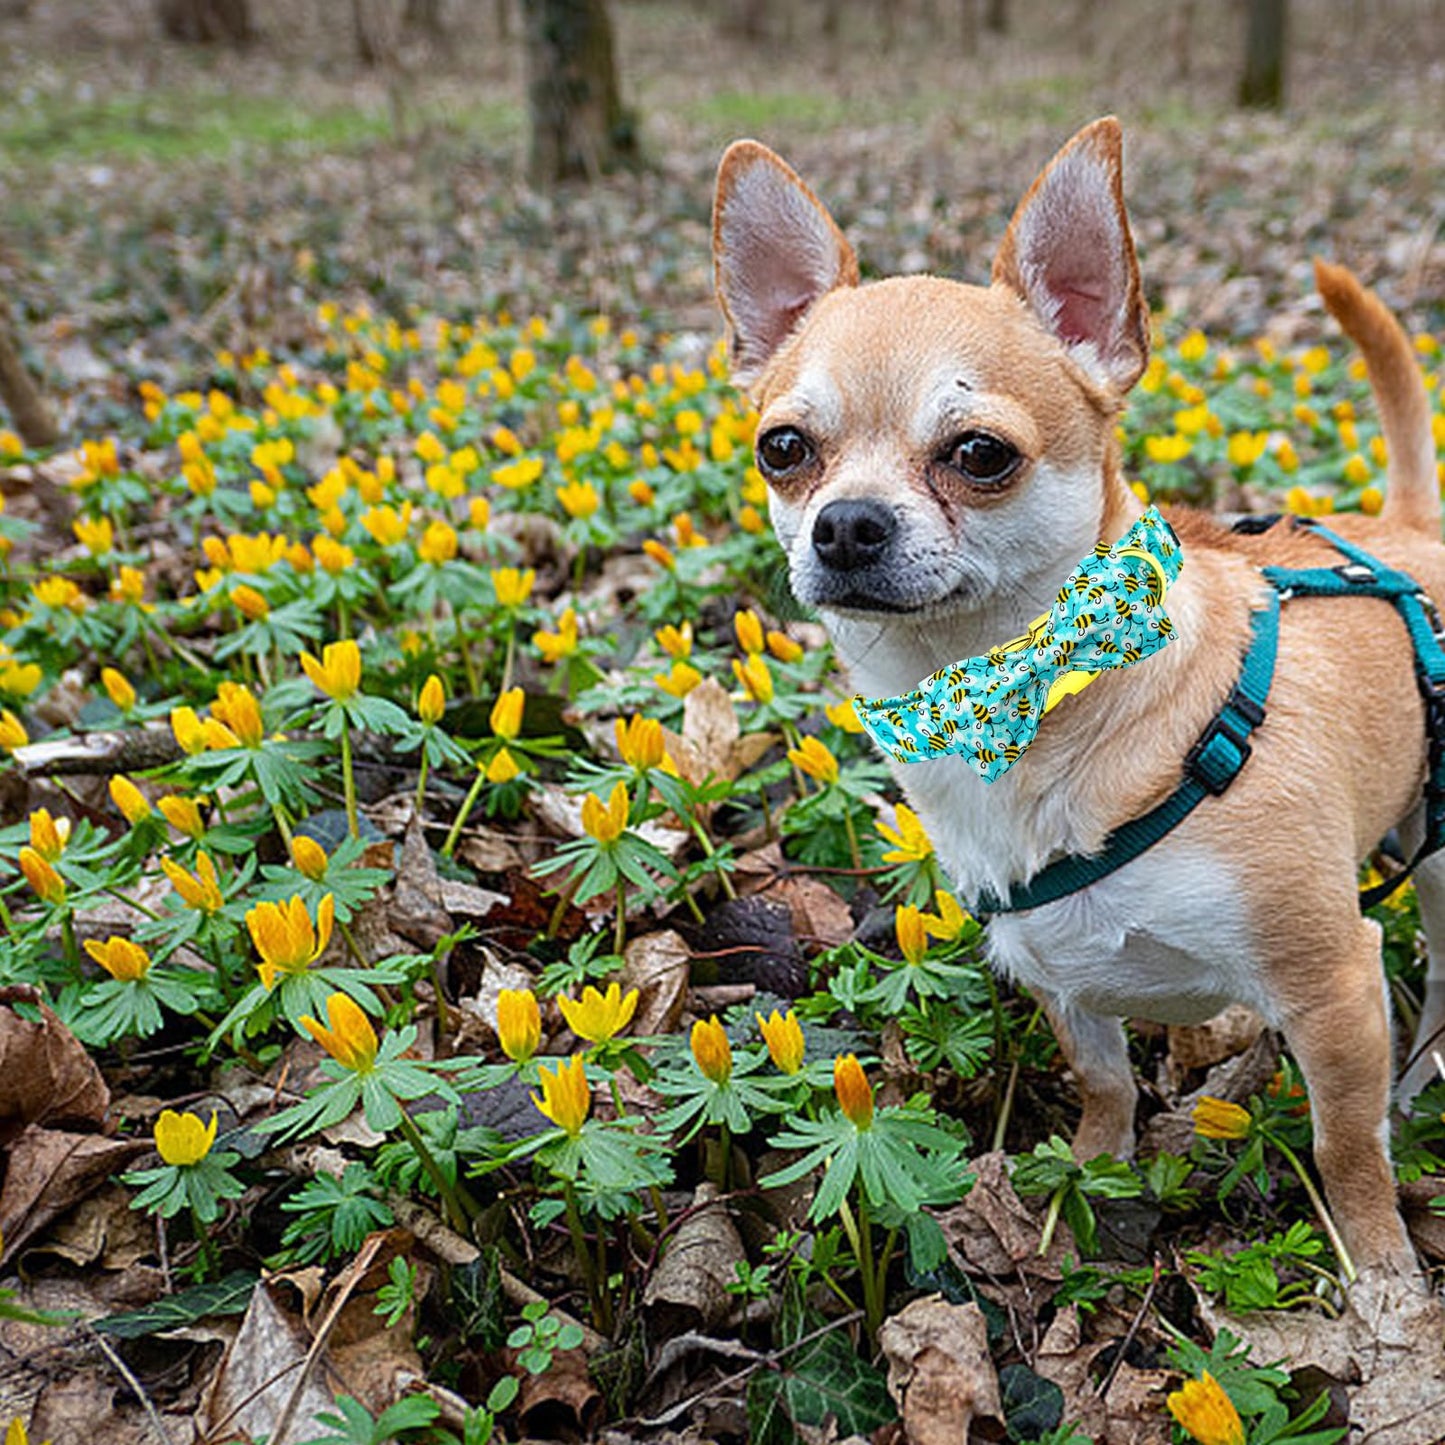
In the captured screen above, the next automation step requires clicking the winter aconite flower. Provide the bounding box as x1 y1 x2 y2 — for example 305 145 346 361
734 608 765 656
490 687 524 741
834 1055 874 1130
291 835 330 881
491 567 536 608
580 783 629 844
895 904 928 965
101 667 136 712
247 894 335 989
1166 1372 1245 1445
300 640 361 701
109 776 152 824
84 936 151 982
162 851 224 913
1192 1097 1253 1140
787 736 838 785
18 848 65 905
154 1109 218 1167
876 803 933 863
0 710 28 752
558 981 638 1045
27 809 69 862
417 674 445 725
691 1016 733 1084
300 992 379 1073
497 988 542 1063
533 608 579 664
757 1009 805 1075
616 714 665 770
532 1055 591 1137
486 748 521 784
732 653 774 704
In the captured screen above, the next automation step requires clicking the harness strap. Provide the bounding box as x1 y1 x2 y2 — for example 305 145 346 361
975 519 1445 918
974 590 1280 917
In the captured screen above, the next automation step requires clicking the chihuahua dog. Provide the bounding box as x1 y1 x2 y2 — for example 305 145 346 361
712 117 1444 1283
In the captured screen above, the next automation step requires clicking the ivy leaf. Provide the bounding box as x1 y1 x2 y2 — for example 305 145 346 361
999 1362 1064 1442
95 1272 257 1338
748 1326 894 1445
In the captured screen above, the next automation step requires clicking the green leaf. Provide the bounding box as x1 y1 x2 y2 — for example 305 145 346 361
748 1326 894 1445
96 1271 258 1338
999 1362 1064 1442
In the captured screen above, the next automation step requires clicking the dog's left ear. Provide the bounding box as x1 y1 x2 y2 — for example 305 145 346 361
713 140 859 388
992 117 1148 393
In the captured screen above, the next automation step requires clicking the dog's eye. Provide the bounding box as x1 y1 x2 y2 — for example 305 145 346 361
946 431 1021 484
757 427 813 478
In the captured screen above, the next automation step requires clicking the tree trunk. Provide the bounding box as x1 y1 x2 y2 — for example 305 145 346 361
0 295 59 450
983 0 1008 34
1238 0 1286 108
352 0 382 65
402 0 444 35
156 0 252 45
522 0 637 186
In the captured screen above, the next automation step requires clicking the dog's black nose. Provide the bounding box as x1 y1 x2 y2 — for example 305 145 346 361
812 499 896 572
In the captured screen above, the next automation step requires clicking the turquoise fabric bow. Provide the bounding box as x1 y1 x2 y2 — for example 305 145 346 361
853 508 1183 782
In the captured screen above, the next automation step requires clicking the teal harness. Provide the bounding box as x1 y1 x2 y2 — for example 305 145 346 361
974 517 1445 917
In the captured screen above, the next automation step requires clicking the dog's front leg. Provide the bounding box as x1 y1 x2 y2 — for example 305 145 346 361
1038 996 1138 1161
1278 917 1416 1278
1397 831 1445 1102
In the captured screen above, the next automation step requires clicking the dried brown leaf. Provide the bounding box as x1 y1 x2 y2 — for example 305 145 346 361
878 1297 1003 1445
0 987 109 1145
643 1182 746 1336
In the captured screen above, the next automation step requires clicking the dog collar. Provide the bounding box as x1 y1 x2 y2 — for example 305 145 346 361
852 507 1183 783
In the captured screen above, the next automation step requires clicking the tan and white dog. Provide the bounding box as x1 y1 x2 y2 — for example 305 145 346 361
712 117 1445 1284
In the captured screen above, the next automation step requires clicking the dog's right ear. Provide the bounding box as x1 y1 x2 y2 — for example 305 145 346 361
713 141 859 388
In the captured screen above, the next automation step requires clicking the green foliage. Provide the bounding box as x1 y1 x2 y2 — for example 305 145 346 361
506 1299 585 1375
1185 1222 1335 1311
278 1165 394 1265
1011 1139 1144 1257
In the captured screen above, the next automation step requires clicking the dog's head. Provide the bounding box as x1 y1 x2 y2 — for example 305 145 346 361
712 119 1150 625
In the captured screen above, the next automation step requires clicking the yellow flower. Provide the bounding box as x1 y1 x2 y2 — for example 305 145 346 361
1192 1096 1253 1140
654 661 703 698
212 682 264 747
1144 433 1192 464
300 640 362 701
896 904 928 965
247 894 336 990
1359 485 1384 516
417 674 446 725
84 936 151 982
1177 329 1209 364
655 622 693 659
734 609 765 656
876 803 933 863
558 979 639 1043
497 988 542 1062
733 654 774 704
73 515 114 555
361 502 412 546
1226 431 1269 469
579 783 629 845
834 1054 874 1129
1343 453 1371 486
28 808 70 862
691 1016 733 1084
534 608 579 664
642 539 675 571
757 1008 805 1074
158 795 206 840
492 456 544 490
616 714 665 770
313 536 355 575
491 686 525 740
557 479 600 519
532 1055 591 1137
628 478 655 506
230 584 271 621
491 567 536 608
486 747 521 784
418 519 459 565
491 424 523 457
739 504 766 534
767 630 803 663
1166 1373 1245 1445
923 890 969 940
18 847 65 905
291 835 329 880
825 699 864 734
101 667 136 712
787 736 839 785
170 705 207 755
301 992 379 1073
33 576 84 612
154 1109 218 1167
0 710 29 751
469 496 492 530
161 851 224 913
109 775 152 824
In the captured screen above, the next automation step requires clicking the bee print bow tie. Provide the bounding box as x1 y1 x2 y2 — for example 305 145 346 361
852 508 1183 783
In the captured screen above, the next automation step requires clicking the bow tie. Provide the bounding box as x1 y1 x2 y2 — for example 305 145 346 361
852 508 1183 783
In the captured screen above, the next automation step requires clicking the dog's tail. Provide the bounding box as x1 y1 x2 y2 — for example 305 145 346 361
1315 258 1439 535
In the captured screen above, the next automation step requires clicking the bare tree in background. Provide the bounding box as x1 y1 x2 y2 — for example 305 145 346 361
0 295 59 450
1239 0 1287 107
983 0 1008 35
156 0 252 45
523 0 637 186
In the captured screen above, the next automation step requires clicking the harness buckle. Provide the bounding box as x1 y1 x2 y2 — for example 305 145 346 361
1183 707 1255 796
1335 562 1378 586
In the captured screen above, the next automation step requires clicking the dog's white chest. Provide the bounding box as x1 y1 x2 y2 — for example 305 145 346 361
899 757 1268 1026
